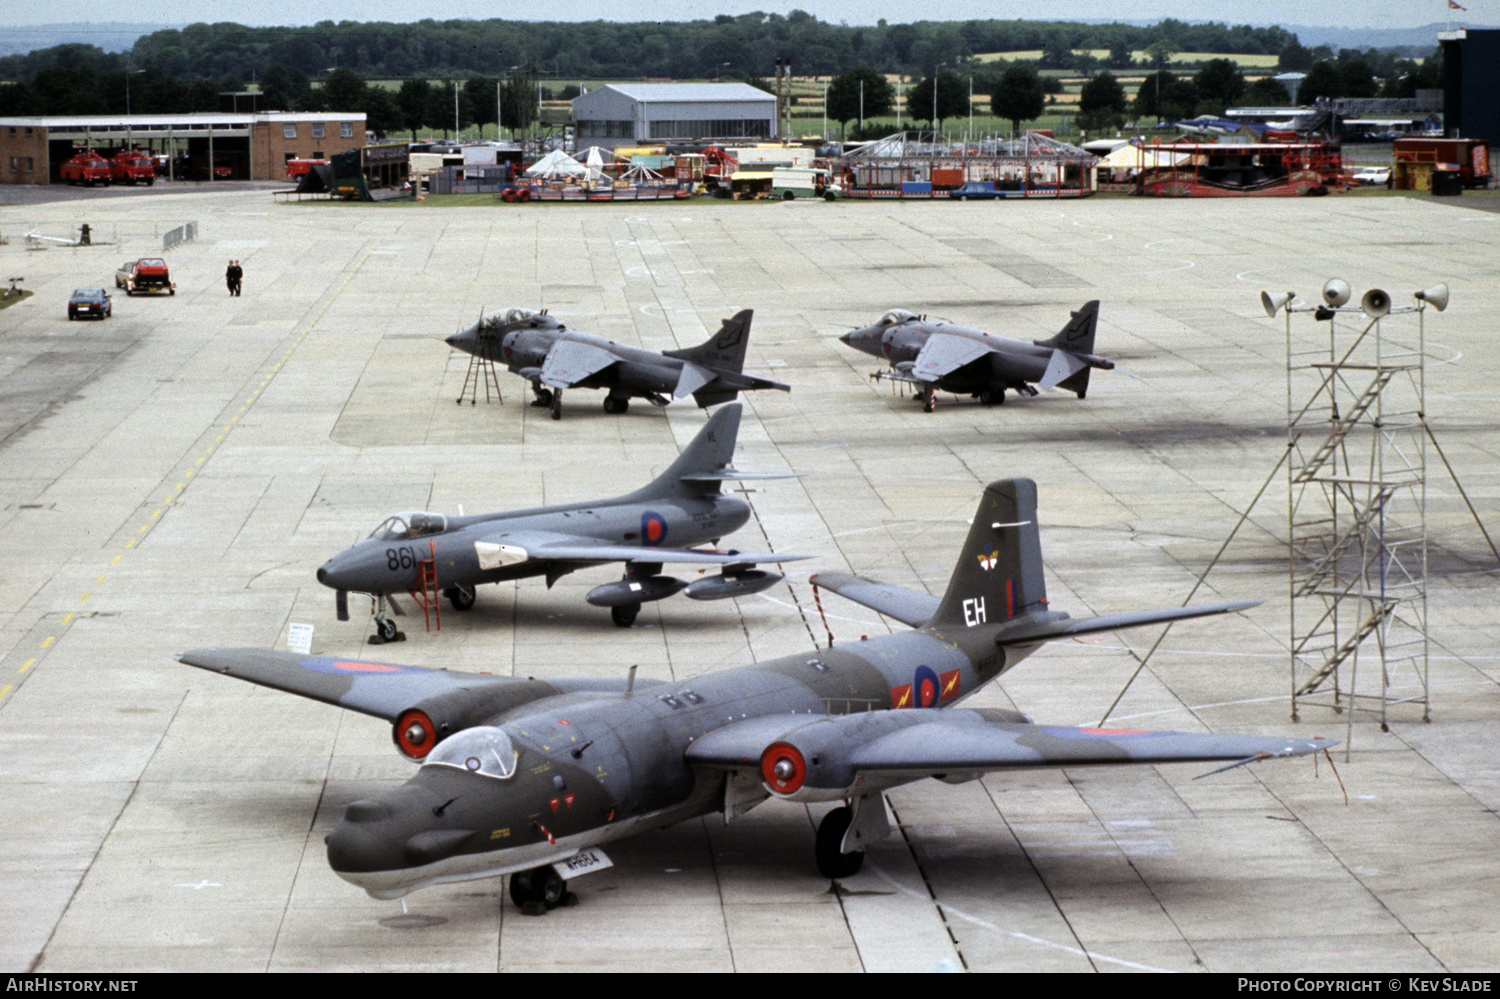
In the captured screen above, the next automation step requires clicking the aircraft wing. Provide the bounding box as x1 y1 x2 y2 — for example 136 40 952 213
686 709 1334 781
473 529 809 568
909 333 993 383
538 339 619 390
176 648 519 721
809 571 939 628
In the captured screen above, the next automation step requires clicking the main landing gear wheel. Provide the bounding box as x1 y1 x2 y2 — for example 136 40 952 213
444 585 476 611
611 603 640 628
509 864 568 914
603 395 630 415
921 389 937 414
815 806 866 879
979 387 1003 406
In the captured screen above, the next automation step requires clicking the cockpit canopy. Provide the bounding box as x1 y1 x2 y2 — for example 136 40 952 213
877 309 918 327
423 726 518 780
369 511 448 541
480 307 543 333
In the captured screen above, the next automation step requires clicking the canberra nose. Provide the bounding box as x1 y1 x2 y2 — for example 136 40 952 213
326 821 404 874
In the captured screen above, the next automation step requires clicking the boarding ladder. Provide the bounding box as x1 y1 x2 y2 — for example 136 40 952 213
409 540 442 632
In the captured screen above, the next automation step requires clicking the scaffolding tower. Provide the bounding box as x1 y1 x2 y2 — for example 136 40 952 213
1272 281 1444 734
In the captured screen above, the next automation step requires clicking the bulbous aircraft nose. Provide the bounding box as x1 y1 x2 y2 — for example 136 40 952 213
326 821 404 874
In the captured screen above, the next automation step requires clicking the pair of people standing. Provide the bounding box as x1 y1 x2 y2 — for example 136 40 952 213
225 260 243 296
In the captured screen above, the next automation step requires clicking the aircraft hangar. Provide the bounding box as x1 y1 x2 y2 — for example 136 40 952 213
0 187 1497 972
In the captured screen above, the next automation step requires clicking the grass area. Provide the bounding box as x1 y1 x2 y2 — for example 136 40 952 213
974 50 1280 68
0 288 33 310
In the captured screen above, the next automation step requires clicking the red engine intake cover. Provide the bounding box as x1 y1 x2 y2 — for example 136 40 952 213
759 741 807 795
394 708 437 759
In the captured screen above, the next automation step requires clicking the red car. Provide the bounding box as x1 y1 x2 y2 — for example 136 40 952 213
59 151 112 186
109 150 156 186
285 158 328 180
115 258 175 296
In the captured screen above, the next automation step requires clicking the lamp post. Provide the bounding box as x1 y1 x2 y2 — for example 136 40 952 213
933 63 946 139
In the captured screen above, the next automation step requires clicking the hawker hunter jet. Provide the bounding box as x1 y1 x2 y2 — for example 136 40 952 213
316 404 806 638
446 307 789 419
841 301 1114 411
181 478 1330 912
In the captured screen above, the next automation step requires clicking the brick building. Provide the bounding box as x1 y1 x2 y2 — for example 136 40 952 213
0 112 366 185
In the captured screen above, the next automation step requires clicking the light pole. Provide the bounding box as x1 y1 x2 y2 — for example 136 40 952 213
933 63 946 139
968 75 973 140
454 80 460 139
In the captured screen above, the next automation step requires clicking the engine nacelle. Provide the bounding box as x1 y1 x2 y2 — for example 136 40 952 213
390 678 559 761
585 575 687 608
684 569 781 601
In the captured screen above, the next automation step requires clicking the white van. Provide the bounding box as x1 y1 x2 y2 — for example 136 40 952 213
771 166 841 201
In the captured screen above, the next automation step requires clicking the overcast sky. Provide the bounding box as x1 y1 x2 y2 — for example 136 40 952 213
5 0 1488 29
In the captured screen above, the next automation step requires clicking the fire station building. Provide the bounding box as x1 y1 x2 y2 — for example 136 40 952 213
0 111 367 184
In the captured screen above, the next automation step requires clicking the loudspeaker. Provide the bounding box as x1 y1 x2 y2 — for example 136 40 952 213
1261 290 1292 317
1361 288 1391 318
1322 278 1351 307
1414 283 1449 312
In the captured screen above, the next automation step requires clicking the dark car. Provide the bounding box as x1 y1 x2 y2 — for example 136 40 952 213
68 287 112 320
948 181 1000 201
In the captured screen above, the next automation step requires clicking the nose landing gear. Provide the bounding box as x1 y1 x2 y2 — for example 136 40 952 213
509 864 575 916
529 382 554 408
368 594 405 645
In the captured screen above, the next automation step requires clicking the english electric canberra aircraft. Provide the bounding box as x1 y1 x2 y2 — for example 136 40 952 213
316 404 806 637
183 478 1331 912
445 306 789 419
840 300 1115 411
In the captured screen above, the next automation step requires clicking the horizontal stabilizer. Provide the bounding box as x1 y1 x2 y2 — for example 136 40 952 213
995 600 1259 646
679 468 805 482
810 571 940 628
1037 348 1089 390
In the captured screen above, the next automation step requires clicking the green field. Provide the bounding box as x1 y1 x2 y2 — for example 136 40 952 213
973 50 1281 68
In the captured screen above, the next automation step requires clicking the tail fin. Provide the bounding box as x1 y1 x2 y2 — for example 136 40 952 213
928 479 1046 631
628 403 741 499
663 309 753 374
1036 300 1099 356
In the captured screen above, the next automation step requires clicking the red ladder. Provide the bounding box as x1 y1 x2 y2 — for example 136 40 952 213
409 540 441 632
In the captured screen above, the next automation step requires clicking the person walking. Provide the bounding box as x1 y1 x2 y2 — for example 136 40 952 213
225 260 235 296
227 260 243 296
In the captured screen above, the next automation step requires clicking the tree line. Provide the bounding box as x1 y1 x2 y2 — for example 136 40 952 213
0 15 1295 84
823 46 1443 137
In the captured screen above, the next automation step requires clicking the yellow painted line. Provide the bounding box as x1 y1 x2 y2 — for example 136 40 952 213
18 658 35 675
195 457 205 466
111 554 123 565
39 636 55 649
0 685 12 700
184 469 194 478
137 525 149 533
176 482 185 490
61 612 76 626
79 592 91 604
205 445 214 453
238 407 246 413
230 416 239 423
214 435 223 443
149 509 163 520
124 539 136 549
95 573 107 583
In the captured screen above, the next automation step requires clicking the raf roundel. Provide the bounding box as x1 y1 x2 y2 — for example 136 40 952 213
640 510 668 546
913 665 941 708
299 657 409 675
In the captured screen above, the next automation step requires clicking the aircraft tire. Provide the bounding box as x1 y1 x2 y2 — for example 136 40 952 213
979 388 1003 406
509 865 566 910
550 394 562 420
611 603 640 628
814 807 865 879
531 386 553 407
921 391 936 414
446 585 476 611
376 617 399 642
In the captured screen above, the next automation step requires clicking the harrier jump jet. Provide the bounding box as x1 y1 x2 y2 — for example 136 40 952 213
445 307 789 419
316 405 805 636
181 478 1328 911
840 301 1114 412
